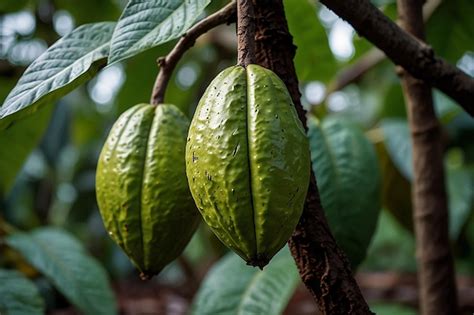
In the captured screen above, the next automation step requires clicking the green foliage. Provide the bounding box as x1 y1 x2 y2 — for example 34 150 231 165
108 0 211 64
379 119 474 239
6 228 117 315
0 105 53 196
0 269 44 315
190 248 299 315
309 116 381 268
427 0 474 63
0 22 115 130
285 0 336 82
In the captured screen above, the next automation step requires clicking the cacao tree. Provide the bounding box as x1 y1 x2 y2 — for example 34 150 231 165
0 0 473 314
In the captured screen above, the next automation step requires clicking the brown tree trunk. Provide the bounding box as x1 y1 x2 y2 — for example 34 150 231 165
251 0 373 313
397 0 458 314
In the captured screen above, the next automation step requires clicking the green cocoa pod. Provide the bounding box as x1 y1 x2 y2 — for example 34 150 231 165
96 103 200 279
186 65 310 267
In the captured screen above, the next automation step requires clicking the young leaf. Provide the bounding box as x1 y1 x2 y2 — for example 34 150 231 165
190 248 299 315
0 269 45 315
6 228 117 315
0 22 115 131
309 116 381 268
108 0 210 64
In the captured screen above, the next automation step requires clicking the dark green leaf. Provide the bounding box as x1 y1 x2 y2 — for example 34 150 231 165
191 248 298 315
0 22 115 130
108 0 210 64
0 269 44 315
309 116 381 268
6 228 117 315
427 0 474 63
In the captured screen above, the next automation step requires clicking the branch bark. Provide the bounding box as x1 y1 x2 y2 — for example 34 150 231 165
150 2 237 105
320 0 442 102
397 0 458 314
319 0 474 116
252 1 372 313
236 0 256 66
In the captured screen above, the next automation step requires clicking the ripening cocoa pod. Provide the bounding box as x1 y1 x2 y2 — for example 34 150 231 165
186 65 310 268
96 103 199 279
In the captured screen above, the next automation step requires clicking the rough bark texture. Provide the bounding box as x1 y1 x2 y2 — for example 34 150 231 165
320 0 474 115
252 1 373 313
236 0 256 66
397 0 458 314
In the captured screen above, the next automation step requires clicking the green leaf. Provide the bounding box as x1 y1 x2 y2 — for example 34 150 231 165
284 0 336 82
427 0 474 63
0 104 53 196
108 0 210 64
0 269 45 315
309 116 381 268
191 248 299 315
447 167 473 240
370 302 417 315
380 119 413 181
0 22 115 131
6 228 117 315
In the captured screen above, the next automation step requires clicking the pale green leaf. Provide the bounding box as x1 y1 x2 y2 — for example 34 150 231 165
0 105 53 196
6 228 117 315
191 248 299 315
309 116 381 268
0 22 115 130
108 0 210 64
0 269 44 315
285 0 336 82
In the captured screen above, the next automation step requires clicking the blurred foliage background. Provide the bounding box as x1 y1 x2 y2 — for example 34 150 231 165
0 0 473 314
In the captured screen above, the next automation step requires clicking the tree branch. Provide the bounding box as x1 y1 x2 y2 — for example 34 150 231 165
319 0 474 116
319 0 442 104
150 2 237 105
397 0 458 314
236 0 256 66
252 1 373 313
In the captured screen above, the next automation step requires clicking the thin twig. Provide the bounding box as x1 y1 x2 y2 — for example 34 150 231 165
150 2 237 105
236 0 256 66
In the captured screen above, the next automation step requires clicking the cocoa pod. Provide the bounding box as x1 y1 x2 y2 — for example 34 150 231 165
186 65 310 268
96 103 199 279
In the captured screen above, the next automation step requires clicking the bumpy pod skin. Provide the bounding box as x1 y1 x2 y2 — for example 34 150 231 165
96 104 199 279
186 65 310 267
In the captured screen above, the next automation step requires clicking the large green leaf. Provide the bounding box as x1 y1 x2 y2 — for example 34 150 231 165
380 119 413 181
0 22 115 131
380 119 474 239
309 116 381 268
0 269 44 315
0 105 53 196
447 167 473 240
6 228 117 315
108 0 210 64
427 0 474 63
284 0 336 82
190 248 299 315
